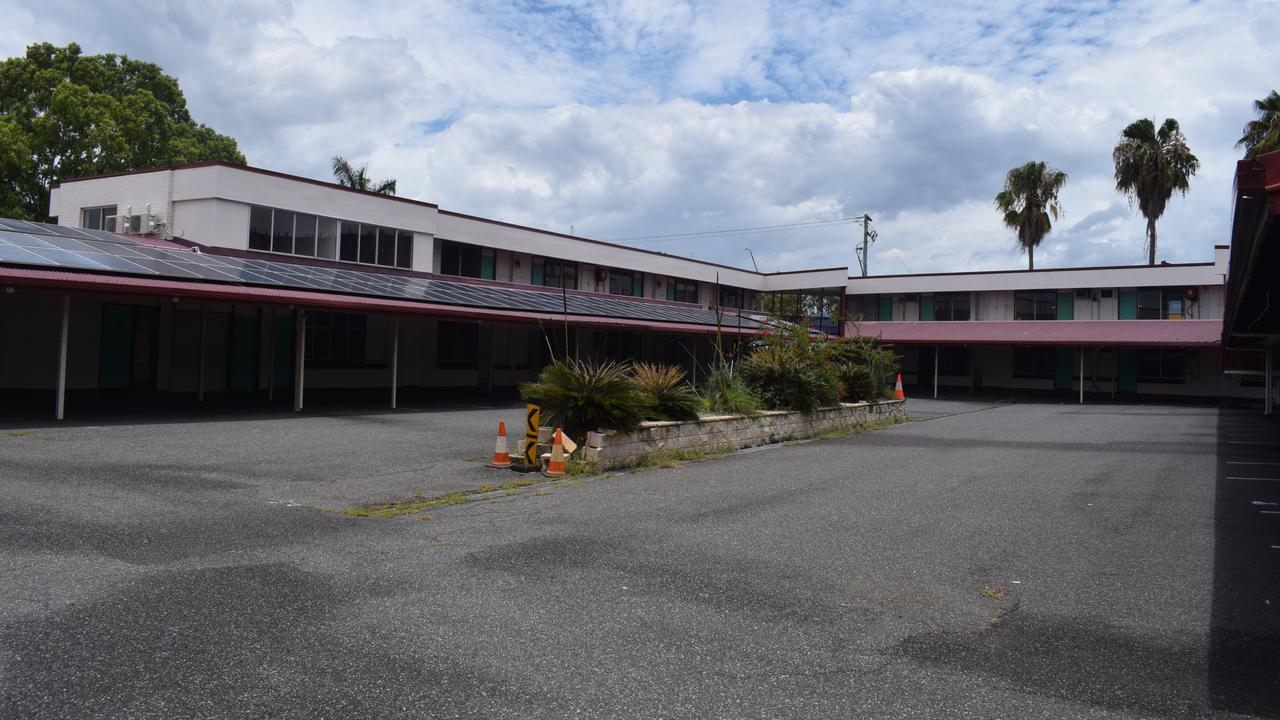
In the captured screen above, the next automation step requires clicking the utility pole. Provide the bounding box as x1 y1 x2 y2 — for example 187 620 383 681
857 213 877 277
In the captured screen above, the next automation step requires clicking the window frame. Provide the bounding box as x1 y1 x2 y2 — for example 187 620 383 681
933 292 971 321
247 205 411 269
81 205 119 232
1014 290 1057 321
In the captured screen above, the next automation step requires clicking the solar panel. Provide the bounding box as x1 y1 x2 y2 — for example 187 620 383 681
0 218 767 331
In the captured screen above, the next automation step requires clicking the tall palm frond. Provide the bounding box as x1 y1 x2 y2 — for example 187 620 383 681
330 155 397 196
1237 90 1280 159
1112 118 1198 265
994 161 1067 270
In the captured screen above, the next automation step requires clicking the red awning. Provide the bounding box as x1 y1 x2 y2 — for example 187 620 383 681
0 266 761 337
846 319 1221 347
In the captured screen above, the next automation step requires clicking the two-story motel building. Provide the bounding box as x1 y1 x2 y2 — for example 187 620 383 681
0 159 1266 419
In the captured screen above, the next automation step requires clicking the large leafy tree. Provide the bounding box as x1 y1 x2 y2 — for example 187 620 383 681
331 156 397 195
994 161 1067 270
1238 90 1280 159
0 42 245 221
1112 118 1198 265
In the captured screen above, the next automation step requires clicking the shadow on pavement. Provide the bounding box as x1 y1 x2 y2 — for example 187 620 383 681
1209 408 1280 717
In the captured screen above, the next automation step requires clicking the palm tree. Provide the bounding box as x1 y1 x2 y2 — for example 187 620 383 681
1237 90 1280 159
1112 118 1198 265
994 161 1067 271
330 156 397 195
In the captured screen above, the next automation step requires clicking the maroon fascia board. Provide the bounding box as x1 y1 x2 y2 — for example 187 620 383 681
846 319 1222 347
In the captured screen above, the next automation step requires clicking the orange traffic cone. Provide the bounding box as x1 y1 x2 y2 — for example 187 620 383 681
894 373 905 400
544 429 566 478
487 421 512 468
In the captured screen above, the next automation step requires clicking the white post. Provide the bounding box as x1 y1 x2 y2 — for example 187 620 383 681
267 308 275 401
55 294 70 421
390 315 399 409
1079 347 1084 404
933 345 939 399
293 309 306 412
197 305 207 403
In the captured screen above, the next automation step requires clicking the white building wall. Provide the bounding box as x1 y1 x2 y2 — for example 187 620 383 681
50 169 174 228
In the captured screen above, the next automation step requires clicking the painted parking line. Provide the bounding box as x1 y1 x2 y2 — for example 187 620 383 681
1229 441 1280 446
1228 461 1280 465
1228 476 1280 482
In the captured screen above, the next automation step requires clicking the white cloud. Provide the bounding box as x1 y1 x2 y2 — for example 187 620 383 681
3 0 1277 273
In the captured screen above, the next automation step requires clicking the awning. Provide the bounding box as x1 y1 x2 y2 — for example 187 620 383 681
847 319 1222 347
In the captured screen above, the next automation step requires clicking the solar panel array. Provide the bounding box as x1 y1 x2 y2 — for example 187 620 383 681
0 218 766 330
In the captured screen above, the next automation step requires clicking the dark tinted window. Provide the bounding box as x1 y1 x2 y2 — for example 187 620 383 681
249 206 272 251
294 213 316 256
272 211 294 254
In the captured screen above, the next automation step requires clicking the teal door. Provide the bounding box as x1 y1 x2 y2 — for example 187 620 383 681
229 312 259 392
1118 291 1138 320
272 313 295 390
476 324 494 392
919 294 934 321
1117 348 1138 392
99 304 158 390
877 296 892 321
1055 347 1074 390
1057 292 1074 320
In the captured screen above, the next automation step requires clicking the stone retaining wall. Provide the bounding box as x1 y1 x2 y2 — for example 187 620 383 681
580 399 907 468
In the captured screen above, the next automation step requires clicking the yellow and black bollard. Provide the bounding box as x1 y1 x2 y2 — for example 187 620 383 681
521 401 540 470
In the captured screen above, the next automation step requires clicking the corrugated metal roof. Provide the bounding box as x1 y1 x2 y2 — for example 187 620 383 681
847 320 1222 347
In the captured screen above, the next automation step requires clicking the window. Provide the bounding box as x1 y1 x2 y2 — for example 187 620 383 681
609 269 640 296
719 286 745 309
933 293 970 321
668 278 699 304
1138 287 1187 319
1013 346 1056 378
247 205 411 269
305 312 367 367
441 240 483 278
1137 348 1186 383
437 321 479 369
249 206 272 251
540 259 578 289
1014 290 1057 320
81 205 118 231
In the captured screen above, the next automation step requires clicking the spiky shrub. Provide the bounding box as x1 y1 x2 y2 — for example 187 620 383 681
701 362 760 416
740 332 840 412
519 359 653 440
823 335 900 399
837 364 877 403
633 362 702 421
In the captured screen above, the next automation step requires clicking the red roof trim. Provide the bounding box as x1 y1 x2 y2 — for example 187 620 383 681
0 266 761 337
846 319 1222 347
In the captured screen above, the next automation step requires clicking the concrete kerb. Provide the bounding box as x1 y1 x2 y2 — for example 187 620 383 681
582 399 907 469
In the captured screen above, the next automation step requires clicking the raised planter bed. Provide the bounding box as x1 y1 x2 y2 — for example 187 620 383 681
580 399 907 468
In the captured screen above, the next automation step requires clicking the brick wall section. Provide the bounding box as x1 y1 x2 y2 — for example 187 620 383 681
584 400 907 468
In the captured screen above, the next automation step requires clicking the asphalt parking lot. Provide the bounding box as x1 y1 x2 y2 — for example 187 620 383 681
1 399 1277 719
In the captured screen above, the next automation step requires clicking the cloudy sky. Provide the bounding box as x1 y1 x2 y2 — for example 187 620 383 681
5 1 1277 274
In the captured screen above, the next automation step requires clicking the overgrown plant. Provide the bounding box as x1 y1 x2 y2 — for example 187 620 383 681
822 335 900 400
701 362 760 416
519 359 652 440
633 362 702 421
740 326 840 412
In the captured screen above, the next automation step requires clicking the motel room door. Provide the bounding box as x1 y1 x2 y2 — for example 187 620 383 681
99 304 159 390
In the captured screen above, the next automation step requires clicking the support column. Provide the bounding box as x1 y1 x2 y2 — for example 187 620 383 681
390 315 399 409
293 309 306 412
55 294 70 421
933 345 939 399
1266 343 1273 416
266 308 276 401
197 305 207 403
1079 347 1084 404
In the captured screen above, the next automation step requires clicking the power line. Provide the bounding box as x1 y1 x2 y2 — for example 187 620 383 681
605 215 867 245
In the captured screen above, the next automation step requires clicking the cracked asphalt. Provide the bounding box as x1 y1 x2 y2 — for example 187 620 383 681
1 399 1274 718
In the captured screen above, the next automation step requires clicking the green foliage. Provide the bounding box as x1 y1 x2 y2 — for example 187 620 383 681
1112 117 1199 265
994 160 1068 271
0 42 245 220
519 359 652 440
331 156 397 195
1237 90 1280 160
836 364 877 403
823 335 900 399
701 362 760 416
633 362 702 421
740 326 840 412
